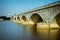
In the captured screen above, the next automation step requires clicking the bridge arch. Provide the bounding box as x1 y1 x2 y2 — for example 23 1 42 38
30 13 43 24
14 17 16 21
55 13 60 26
21 15 27 22
17 16 20 21
51 13 60 27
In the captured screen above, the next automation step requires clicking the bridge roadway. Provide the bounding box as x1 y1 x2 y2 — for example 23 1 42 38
11 1 60 29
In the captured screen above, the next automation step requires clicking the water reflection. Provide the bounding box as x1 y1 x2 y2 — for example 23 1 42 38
27 24 59 40
56 29 60 40
50 30 59 40
0 21 60 40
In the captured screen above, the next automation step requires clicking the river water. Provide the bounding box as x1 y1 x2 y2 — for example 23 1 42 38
0 21 60 40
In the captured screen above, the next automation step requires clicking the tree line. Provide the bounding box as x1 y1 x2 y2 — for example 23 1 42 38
0 16 10 20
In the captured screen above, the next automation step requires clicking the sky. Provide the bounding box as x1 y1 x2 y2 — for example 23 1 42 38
0 0 59 16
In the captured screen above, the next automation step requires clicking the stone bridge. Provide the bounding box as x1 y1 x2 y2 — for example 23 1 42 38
11 1 60 29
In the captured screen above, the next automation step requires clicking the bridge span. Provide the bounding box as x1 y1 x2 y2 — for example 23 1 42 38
11 1 60 29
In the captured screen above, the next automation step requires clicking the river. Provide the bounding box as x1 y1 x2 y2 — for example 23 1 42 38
0 21 60 40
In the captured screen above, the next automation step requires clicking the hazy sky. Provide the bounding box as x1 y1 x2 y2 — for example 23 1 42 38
0 0 59 16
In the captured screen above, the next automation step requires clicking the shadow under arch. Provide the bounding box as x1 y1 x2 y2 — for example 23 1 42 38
30 13 43 24
52 13 60 27
14 17 16 20
17 16 20 21
21 15 27 22
55 13 60 27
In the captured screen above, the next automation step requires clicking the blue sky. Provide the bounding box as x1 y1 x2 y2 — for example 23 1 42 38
0 0 59 16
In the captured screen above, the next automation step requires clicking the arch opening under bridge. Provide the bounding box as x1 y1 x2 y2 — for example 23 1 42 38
30 13 43 24
21 15 27 22
15 17 16 21
17 16 20 21
55 13 60 27
51 13 60 28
